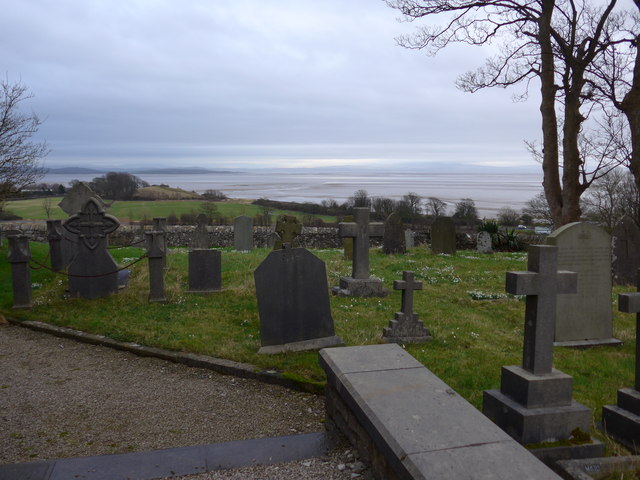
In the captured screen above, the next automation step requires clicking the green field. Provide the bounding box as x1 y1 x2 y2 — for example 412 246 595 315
0 242 635 454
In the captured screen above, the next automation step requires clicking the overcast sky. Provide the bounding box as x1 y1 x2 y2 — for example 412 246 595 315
2 0 545 171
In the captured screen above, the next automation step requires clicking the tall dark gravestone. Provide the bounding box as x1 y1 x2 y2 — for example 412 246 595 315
191 213 210 250
234 215 253 251
430 216 456 255
382 212 406 254
254 247 343 354
146 231 167 303
483 245 603 462
8 235 32 309
383 271 431 344
46 219 65 272
188 249 222 293
151 217 168 268
612 216 640 286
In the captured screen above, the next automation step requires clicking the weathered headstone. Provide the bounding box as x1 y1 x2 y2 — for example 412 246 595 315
146 231 166 303
342 215 354 260
62 198 120 299
612 216 640 286
602 270 640 452
151 217 168 268
382 212 406 254
8 235 32 309
254 247 343 354
188 249 222 293
46 219 65 272
430 216 456 255
58 182 106 216
191 213 210 250
477 231 493 254
483 245 602 461
274 215 301 250
404 229 415 249
383 271 432 344
233 215 253 251
152 217 168 232
332 208 388 297
546 222 620 346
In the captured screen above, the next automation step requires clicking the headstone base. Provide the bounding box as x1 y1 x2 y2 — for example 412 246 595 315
258 335 344 355
383 313 432 344
499 366 573 408
332 277 389 298
529 440 605 466
554 338 622 347
602 388 640 453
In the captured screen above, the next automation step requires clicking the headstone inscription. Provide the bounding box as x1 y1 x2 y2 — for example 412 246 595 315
477 231 493 254
62 198 120 299
404 229 415 249
430 216 456 255
602 270 640 452
612 216 640 286
233 215 253 251
46 219 65 272
8 235 32 309
383 271 432 344
188 249 222 293
254 247 343 354
191 213 210 250
483 245 602 459
332 208 389 297
382 212 406 254
146 231 166 303
273 215 302 250
546 222 620 346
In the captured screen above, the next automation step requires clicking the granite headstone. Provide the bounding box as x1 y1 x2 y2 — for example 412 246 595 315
612 216 640 286
8 234 32 309
477 231 493 254
46 219 65 272
431 216 456 255
146 230 166 303
274 215 302 250
382 212 406 254
188 249 222 293
191 213 210 250
233 215 253 251
404 229 415 249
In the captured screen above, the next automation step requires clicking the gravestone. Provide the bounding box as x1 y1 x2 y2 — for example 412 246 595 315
146 231 166 303
383 271 432 344
382 212 405 254
602 270 640 452
483 245 602 461
332 208 388 297
62 198 120 299
273 215 301 250
254 247 343 354
188 249 222 293
342 215 354 260
233 215 253 251
404 229 415 249
546 222 620 346
46 219 65 272
8 235 32 309
477 231 492 254
612 216 640 286
151 217 168 268
191 213 210 250
430 216 456 255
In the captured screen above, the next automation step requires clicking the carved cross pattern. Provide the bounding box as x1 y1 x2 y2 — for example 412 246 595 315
63 198 119 250
338 208 384 279
619 269 640 390
394 271 422 318
506 245 577 375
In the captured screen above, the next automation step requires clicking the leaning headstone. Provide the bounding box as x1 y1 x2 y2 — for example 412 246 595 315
188 249 222 293
62 198 120 299
383 271 432 344
46 219 65 272
254 247 343 354
146 231 166 303
8 235 32 309
191 213 210 250
233 215 253 251
477 231 493 254
404 229 415 249
58 182 106 216
430 216 456 255
382 212 406 254
332 208 388 297
483 245 603 462
602 270 640 452
546 222 620 346
342 215 354 260
612 216 640 286
274 215 301 250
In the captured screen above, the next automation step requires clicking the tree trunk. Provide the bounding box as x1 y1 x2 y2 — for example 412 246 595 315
622 34 640 192
561 74 586 224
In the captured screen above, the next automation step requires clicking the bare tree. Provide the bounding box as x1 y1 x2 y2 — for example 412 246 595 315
42 197 53 219
522 191 554 226
583 168 640 231
0 79 48 205
425 197 447 217
497 207 520 226
349 189 371 208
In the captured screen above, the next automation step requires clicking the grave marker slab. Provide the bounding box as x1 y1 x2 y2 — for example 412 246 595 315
405 229 415 249
430 217 456 255
612 216 640 286
233 216 253 251
273 215 301 250
382 212 405 254
191 213 210 250
46 219 65 272
383 271 432 344
8 234 32 309
188 249 222 293
146 231 166 303
477 231 492 254
546 222 620 346
254 247 342 354
151 217 168 268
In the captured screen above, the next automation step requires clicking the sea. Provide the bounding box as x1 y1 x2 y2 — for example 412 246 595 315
42 170 543 218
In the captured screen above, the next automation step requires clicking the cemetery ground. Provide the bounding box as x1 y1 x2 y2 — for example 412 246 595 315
1 243 638 460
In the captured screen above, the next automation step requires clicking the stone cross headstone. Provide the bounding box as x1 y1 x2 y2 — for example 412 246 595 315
383 271 432 344
188 249 222 293
547 222 620 346
483 245 600 454
382 212 406 254
602 270 640 452
191 213 210 250
612 216 640 286
274 215 302 250
233 215 253 251
477 231 492 254
46 219 65 272
404 229 415 249
8 234 32 309
254 247 343 354
146 231 166 302
430 216 456 255
151 217 168 268
342 215 354 260
332 208 388 297
62 198 121 299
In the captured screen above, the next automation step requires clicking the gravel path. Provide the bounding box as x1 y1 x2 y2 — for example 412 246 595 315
0 322 371 479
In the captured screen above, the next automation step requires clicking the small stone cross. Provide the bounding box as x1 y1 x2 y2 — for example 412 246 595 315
63 198 119 250
394 271 422 318
338 208 384 279
506 245 577 375
619 269 640 390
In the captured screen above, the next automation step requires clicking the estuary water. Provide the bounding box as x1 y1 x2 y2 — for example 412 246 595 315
43 170 542 217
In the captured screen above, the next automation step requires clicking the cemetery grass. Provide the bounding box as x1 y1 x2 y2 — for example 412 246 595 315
1 243 636 453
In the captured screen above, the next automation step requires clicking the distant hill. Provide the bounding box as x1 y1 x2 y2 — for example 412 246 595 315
133 185 202 200
46 167 103 174
131 167 239 175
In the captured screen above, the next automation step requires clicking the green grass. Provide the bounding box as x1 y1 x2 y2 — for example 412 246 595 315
1 243 637 454
2 197 336 223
